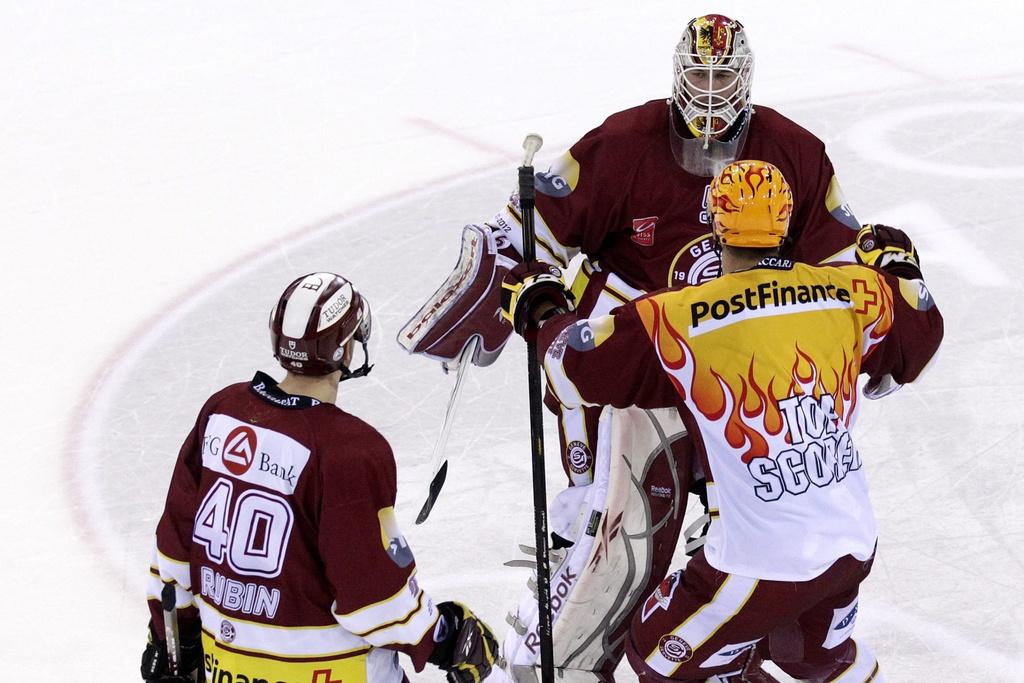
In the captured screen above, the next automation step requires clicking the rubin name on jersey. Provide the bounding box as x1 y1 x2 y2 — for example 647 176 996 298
200 566 281 618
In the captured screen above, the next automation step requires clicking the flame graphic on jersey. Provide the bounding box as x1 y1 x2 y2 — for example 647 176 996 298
640 297 865 463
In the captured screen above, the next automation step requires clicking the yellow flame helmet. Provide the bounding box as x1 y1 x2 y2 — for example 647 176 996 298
709 160 793 248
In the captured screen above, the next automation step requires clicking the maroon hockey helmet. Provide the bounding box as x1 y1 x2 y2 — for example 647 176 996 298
269 272 373 379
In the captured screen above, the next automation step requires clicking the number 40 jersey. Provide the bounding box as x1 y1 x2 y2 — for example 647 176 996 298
147 372 439 683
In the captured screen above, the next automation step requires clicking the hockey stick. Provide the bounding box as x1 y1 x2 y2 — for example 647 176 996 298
415 336 480 524
520 133 555 683
161 582 182 677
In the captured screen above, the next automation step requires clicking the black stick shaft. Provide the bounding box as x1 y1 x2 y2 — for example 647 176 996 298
519 159 555 683
161 582 182 676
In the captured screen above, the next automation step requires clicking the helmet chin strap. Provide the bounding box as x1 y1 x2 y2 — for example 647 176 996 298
711 230 723 259
339 338 373 382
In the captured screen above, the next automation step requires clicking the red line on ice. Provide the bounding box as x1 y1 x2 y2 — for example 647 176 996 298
61 160 513 590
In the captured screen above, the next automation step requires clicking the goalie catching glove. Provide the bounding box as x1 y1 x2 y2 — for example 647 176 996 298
397 224 518 370
855 223 922 279
500 261 574 337
428 601 500 683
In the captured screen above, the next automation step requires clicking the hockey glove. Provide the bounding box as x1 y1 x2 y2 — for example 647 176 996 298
428 601 500 683
855 224 922 280
140 620 203 682
500 261 573 337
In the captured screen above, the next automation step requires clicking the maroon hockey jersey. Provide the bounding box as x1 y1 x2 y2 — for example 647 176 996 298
494 99 861 316
146 372 438 683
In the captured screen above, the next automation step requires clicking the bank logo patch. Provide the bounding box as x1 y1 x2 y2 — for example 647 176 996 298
222 426 257 475
204 414 311 495
631 216 658 246
567 441 593 475
659 634 693 663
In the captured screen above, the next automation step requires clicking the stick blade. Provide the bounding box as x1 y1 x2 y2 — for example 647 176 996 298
415 460 449 524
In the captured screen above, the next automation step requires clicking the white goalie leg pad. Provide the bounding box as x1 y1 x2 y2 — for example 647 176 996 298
494 406 688 682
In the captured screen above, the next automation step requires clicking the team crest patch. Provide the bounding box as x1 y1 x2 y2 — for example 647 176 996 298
668 233 722 288
641 570 681 622
659 634 693 663
567 441 593 475
631 216 658 246
378 507 414 568
219 620 236 643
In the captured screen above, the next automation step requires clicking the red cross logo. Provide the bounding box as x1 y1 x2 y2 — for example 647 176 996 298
852 279 878 315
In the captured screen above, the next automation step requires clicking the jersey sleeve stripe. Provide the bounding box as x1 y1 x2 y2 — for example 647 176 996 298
146 576 195 609
150 543 192 590
352 599 437 650
333 572 418 620
349 590 424 638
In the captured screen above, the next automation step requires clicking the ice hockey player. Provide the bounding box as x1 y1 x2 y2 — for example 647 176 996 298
398 14 874 676
500 160 944 682
140 272 499 683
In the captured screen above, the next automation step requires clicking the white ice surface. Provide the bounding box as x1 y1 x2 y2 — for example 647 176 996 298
2 2 1023 681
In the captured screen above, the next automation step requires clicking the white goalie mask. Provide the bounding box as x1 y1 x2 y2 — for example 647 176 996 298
669 14 755 177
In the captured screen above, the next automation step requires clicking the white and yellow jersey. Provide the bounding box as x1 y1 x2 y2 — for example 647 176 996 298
539 258 942 580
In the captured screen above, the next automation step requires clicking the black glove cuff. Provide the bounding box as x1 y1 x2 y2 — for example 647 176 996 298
884 262 923 280
427 602 464 669
519 283 572 334
141 619 204 682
